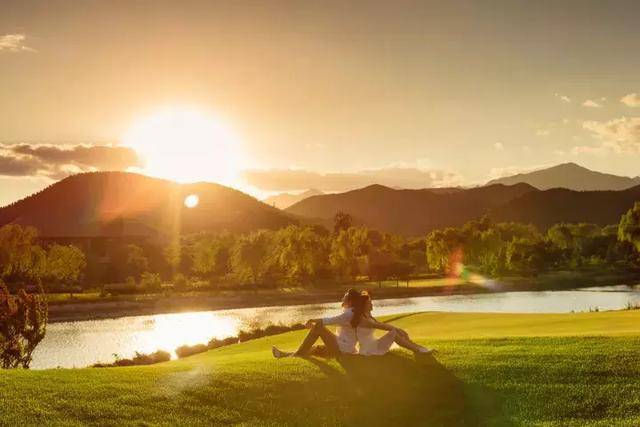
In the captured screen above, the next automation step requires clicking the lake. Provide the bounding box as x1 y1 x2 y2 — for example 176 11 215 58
31 285 640 369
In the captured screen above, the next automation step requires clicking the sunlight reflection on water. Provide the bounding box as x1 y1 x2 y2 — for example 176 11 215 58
31 286 640 369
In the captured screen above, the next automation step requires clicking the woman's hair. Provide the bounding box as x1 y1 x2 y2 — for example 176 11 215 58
342 288 361 308
350 290 372 328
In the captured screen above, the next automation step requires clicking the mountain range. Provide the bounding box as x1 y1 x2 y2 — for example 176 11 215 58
2 163 639 239
286 183 537 235
286 181 640 235
487 162 640 191
0 172 294 239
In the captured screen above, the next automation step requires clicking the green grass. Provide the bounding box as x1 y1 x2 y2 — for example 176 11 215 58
3 311 640 426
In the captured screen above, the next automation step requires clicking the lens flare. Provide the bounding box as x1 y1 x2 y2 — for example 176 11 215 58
184 194 199 208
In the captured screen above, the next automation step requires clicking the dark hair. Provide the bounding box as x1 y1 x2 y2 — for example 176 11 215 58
342 288 361 307
350 290 372 328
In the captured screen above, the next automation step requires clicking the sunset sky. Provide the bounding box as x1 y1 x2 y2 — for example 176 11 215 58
1 0 640 205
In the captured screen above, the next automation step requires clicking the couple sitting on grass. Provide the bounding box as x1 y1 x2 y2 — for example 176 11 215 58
273 289 432 358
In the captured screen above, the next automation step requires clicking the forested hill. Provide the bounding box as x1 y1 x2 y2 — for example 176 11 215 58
286 182 640 236
286 183 536 235
490 185 640 229
0 172 295 238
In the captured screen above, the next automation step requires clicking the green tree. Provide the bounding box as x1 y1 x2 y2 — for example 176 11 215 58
333 211 353 234
0 225 42 284
163 241 182 274
425 228 464 273
113 244 149 281
191 233 233 279
230 231 273 285
619 202 640 253
506 239 552 276
275 226 329 285
329 229 358 281
44 244 86 289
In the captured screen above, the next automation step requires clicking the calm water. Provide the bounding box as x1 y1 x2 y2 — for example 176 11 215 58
31 285 640 369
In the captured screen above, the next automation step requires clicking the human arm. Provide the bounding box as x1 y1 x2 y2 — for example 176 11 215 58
305 310 353 329
359 316 409 338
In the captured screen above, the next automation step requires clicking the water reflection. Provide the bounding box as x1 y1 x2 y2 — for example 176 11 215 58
133 312 240 355
31 286 640 369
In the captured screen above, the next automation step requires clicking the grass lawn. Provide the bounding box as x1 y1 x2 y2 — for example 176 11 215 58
3 311 640 426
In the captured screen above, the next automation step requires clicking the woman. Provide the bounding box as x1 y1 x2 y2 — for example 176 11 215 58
272 289 361 358
273 289 431 358
356 291 432 355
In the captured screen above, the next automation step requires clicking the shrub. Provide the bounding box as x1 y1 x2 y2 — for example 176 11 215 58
207 336 239 350
0 282 48 369
175 323 307 359
93 350 170 367
175 343 208 358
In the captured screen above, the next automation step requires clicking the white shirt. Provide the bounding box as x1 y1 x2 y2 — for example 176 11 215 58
322 308 357 354
356 325 397 356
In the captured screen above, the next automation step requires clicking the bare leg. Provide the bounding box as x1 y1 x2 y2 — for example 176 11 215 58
294 323 340 356
273 323 340 358
394 334 431 353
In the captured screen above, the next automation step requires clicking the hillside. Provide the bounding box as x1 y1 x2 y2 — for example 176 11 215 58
487 162 640 191
286 180 640 234
263 189 324 209
0 172 295 238
3 311 640 425
286 183 537 235
490 184 640 229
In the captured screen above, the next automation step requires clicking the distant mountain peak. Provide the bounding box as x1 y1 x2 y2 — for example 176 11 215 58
263 188 325 210
487 163 640 191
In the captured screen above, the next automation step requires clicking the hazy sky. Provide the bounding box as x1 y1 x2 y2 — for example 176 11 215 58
1 0 640 205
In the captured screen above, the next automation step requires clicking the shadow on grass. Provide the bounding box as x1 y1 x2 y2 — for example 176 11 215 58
301 352 502 426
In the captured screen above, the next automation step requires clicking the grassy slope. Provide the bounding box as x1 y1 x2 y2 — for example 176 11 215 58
3 311 640 426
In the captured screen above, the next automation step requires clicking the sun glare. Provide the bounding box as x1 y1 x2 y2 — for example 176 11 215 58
123 107 242 185
184 194 199 208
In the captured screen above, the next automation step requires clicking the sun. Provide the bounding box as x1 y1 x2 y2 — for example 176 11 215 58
122 106 242 185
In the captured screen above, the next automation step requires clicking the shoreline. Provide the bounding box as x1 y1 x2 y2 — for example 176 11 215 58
47 270 640 323
48 284 488 323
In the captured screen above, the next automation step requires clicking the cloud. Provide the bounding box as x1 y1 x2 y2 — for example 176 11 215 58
0 144 142 179
0 34 35 53
582 99 602 108
0 154 41 176
555 94 571 103
581 116 640 154
570 145 608 156
242 166 464 192
494 142 504 151
621 93 640 107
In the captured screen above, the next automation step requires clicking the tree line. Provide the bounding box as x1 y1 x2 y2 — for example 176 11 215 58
1 202 640 292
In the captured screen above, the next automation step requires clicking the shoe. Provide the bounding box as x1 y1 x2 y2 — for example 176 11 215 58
416 346 434 354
